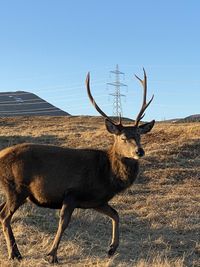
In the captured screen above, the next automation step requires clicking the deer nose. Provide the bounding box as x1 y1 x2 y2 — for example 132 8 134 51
136 148 145 157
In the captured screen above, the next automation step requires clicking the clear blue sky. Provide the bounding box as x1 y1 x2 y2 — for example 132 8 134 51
0 0 199 121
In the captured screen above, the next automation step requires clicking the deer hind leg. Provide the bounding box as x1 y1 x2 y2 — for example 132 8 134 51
94 203 119 256
47 194 76 264
0 192 27 260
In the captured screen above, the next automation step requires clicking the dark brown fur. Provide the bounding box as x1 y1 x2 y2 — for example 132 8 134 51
0 139 140 262
0 143 138 208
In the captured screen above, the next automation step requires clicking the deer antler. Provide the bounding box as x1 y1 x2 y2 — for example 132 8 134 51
134 68 154 126
86 72 122 126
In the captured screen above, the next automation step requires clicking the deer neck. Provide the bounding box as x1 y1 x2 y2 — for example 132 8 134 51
108 143 139 191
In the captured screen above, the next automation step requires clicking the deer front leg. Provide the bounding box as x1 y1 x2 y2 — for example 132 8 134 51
94 203 119 256
47 195 76 263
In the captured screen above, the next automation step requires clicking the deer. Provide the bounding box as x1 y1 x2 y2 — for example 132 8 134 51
0 68 155 263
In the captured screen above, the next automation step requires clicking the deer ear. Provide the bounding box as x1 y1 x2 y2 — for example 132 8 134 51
139 120 155 134
105 119 121 135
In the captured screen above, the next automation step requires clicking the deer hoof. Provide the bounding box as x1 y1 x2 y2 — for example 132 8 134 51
9 251 22 261
46 254 59 264
107 245 117 257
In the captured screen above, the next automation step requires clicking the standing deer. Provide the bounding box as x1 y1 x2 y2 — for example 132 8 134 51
0 69 155 263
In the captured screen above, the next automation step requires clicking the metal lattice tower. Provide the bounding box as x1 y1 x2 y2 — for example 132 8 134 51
107 64 127 117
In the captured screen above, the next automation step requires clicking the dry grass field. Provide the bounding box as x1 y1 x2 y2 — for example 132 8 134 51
0 116 199 267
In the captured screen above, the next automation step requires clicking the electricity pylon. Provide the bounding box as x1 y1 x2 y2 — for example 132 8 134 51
107 64 127 117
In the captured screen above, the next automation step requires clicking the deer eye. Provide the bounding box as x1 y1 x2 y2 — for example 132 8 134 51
121 136 127 142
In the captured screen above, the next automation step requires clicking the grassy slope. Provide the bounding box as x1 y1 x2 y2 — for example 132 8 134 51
0 116 199 267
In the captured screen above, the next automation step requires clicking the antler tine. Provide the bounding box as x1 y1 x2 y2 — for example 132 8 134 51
86 73 118 125
134 68 154 126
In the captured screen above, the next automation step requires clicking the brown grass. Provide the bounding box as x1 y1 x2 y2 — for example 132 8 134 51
0 116 199 267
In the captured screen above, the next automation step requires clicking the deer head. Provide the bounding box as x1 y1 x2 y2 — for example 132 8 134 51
86 68 155 159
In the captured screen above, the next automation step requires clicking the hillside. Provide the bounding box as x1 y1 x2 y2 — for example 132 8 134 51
0 91 69 116
0 116 199 267
177 114 200 123
160 114 200 123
